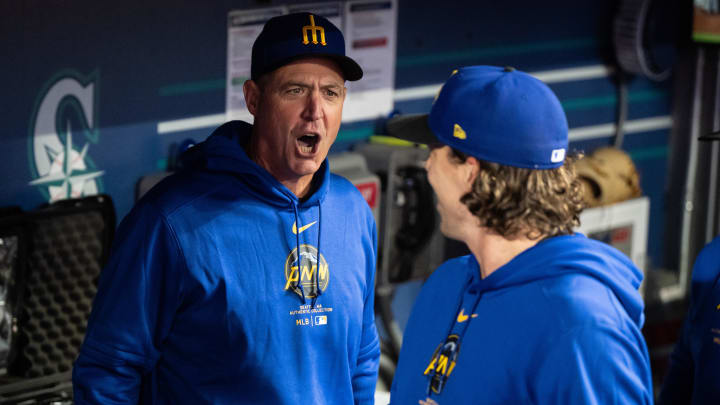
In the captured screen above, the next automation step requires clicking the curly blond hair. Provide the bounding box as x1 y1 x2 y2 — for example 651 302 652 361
450 149 584 240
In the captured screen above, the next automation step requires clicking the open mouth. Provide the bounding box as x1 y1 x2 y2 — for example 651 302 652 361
297 134 319 154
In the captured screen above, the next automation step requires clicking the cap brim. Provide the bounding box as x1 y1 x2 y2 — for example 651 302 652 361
385 113 438 145
332 55 363 81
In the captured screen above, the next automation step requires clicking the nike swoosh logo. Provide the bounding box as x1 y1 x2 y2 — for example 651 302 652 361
456 309 478 323
292 221 317 234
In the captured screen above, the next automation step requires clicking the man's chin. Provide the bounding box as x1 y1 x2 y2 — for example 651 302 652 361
291 160 324 177
439 222 461 241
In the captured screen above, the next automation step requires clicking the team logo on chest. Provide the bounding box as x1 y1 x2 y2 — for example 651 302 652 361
284 244 329 298
424 334 461 395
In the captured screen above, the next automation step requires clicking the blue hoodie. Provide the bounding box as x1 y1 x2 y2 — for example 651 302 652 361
390 234 653 404
658 235 720 405
72 121 380 404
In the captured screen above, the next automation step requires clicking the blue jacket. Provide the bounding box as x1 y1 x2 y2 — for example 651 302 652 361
72 121 380 404
390 234 653 404
658 235 720 405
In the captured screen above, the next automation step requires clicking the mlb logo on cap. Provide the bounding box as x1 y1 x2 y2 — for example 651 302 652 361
551 148 566 163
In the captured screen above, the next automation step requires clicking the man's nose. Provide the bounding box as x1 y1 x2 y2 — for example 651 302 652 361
302 90 324 121
424 151 434 170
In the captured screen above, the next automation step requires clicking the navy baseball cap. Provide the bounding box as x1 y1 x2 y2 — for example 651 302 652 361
251 12 363 81
387 66 569 169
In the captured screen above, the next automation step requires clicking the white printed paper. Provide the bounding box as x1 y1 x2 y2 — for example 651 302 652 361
343 0 397 121
226 6 286 122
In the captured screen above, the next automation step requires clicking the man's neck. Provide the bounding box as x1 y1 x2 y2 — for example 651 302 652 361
245 133 315 199
285 176 315 200
465 230 541 279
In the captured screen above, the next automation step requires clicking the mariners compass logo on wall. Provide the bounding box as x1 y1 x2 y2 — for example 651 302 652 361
28 71 104 202
284 244 329 298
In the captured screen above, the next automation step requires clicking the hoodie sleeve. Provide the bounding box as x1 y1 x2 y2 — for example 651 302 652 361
72 201 185 404
352 218 381 405
534 324 653 404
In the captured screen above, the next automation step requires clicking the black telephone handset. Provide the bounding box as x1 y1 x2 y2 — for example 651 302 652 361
391 165 436 282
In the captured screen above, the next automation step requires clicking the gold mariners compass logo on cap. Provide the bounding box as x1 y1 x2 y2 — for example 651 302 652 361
302 15 327 46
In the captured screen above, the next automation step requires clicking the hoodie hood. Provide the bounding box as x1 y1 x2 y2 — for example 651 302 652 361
469 233 645 327
180 120 330 209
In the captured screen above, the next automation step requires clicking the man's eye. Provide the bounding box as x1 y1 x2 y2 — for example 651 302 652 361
287 87 303 95
325 89 338 97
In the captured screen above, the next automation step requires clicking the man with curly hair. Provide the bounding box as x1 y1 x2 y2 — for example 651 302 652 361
385 66 653 404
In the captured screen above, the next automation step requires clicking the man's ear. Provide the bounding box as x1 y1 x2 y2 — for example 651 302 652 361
464 156 480 186
243 80 261 116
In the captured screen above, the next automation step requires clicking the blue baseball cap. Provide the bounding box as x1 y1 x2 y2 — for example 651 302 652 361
252 12 363 81
387 66 569 169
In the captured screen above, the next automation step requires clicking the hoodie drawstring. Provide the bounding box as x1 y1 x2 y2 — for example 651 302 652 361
426 274 477 398
292 203 306 304
310 204 322 308
292 202 323 308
